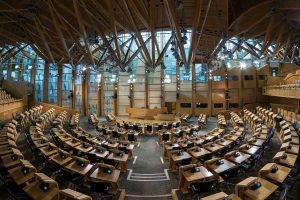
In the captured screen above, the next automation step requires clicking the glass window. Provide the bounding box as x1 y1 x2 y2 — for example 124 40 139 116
228 75 238 81
23 57 33 82
196 103 208 108
195 64 208 82
214 103 223 108
271 68 278 77
180 103 191 108
244 75 253 80
75 65 82 112
88 70 99 114
229 103 239 108
213 75 223 81
48 64 58 104
34 58 44 102
62 65 73 108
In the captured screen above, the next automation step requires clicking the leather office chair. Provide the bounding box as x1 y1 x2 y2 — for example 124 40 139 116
88 181 113 199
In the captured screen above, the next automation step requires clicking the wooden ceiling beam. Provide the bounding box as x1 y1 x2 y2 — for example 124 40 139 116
122 0 151 66
108 0 121 60
149 0 155 66
188 0 202 64
78 0 122 70
163 0 187 67
48 1 70 60
34 18 55 62
155 35 173 66
73 0 95 66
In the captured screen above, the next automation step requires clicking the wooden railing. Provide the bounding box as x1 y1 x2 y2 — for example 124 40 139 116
263 85 300 99
0 99 24 120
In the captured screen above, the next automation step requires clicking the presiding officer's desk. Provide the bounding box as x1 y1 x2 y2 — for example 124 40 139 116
126 107 167 119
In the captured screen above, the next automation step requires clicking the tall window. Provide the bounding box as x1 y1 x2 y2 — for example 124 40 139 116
34 58 44 102
0 61 8 80
195 64 208 82
23 57 33 82
75 65 82 112
62 65 73 108
88 70 99 114
48 64 58 104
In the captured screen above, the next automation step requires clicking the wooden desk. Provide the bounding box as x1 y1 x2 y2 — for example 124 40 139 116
30 133 44 141
225 151 251 164
107 153 128 172
203 143 224 153
8 159 36 185
188 147 212 159
74 143 94 153
283 134 299 145
50 152 73 167
280 142 299 155
273 151 297 168
119 143 134 159
247 138 265 147
65 160 94 176
180 166 214 193
104 141 119 149
215 139 234 147
23 173 59 200
65 139 81 148
254 133 267 140
1 148 23 169
206 159 236 174
163 143 180 159
169 152 192 171
39 144 58 157
200 192 241 200
89 149 109 158
225 134 240 141
89 163 120 193
236 177 278 200
239 144 260 155
33 137 49 148
259 163 291 184
59 188 92 200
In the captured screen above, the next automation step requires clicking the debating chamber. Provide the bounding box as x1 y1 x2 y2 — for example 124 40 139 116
1 0 300 199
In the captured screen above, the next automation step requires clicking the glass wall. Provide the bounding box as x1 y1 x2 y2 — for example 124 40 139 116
75 65 82 112
48 64 58 104
34 58 44 102
23 56 33 82
62 65 73 108
88 69 98 114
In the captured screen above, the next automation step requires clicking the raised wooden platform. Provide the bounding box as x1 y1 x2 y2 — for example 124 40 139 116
125 107 167 119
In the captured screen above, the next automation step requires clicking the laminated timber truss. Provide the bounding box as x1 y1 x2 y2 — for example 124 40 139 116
0 0 300 72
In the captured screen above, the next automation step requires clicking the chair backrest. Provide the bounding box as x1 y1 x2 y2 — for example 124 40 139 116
112 131 119 138
133 125 139 131
87 153 101 163
191 179 216 194
88 181 111 193
128 134 135 141
118 146 128 154
103 158 116 166
162 133 170 141
147 125 152 131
